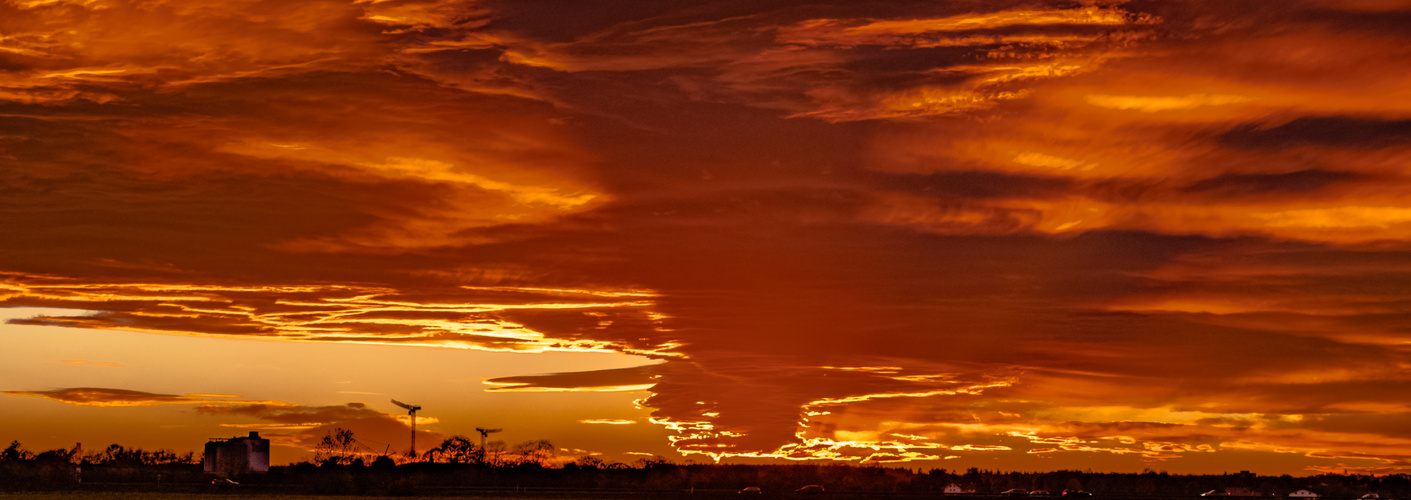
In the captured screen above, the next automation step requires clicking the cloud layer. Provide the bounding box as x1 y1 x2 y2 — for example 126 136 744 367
5 0 1411 474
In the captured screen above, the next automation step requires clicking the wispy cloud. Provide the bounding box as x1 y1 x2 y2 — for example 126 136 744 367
580 419 637 425
1 272 677 356
484 365 659 392
3 387 264 407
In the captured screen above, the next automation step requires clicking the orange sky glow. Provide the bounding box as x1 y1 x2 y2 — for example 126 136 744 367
4 0 1411 475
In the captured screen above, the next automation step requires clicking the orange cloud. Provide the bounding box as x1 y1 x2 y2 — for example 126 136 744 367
8 0 1411 475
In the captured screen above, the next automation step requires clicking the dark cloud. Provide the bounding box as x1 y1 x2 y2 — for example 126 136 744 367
1181 169 1367 197
1297 8 1411 36
483 365 659 392
196 402 380 424
2 387 258 407
1300 413 1411 440
1221 117 1411 150
4 387 198 406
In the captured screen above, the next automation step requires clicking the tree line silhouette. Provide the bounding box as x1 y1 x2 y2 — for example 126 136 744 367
5 434 1411 497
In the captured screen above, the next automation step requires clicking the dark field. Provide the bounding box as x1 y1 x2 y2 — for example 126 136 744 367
2 461 1399 499
0 488 1391 500
0 494 1335 500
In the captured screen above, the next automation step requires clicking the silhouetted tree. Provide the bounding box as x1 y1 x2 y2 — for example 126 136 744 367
511 439 554 467
426 436 478 464
314 427 360 466
483 439 507 466
32 447 75 464
1 441 31 462
97 444 142 465
631 455 675 470
572 455 605 469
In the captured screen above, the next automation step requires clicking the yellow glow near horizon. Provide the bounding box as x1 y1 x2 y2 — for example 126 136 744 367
0 307 672 463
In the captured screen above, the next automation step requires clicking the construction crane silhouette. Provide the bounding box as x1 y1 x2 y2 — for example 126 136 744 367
475 427 501 462
391 399 422 458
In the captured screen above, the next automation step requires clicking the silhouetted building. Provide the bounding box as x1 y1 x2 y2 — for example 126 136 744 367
203 431 269 477
945 484 976 494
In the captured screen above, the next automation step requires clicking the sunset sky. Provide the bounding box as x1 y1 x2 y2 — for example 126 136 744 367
4 0 1411 475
